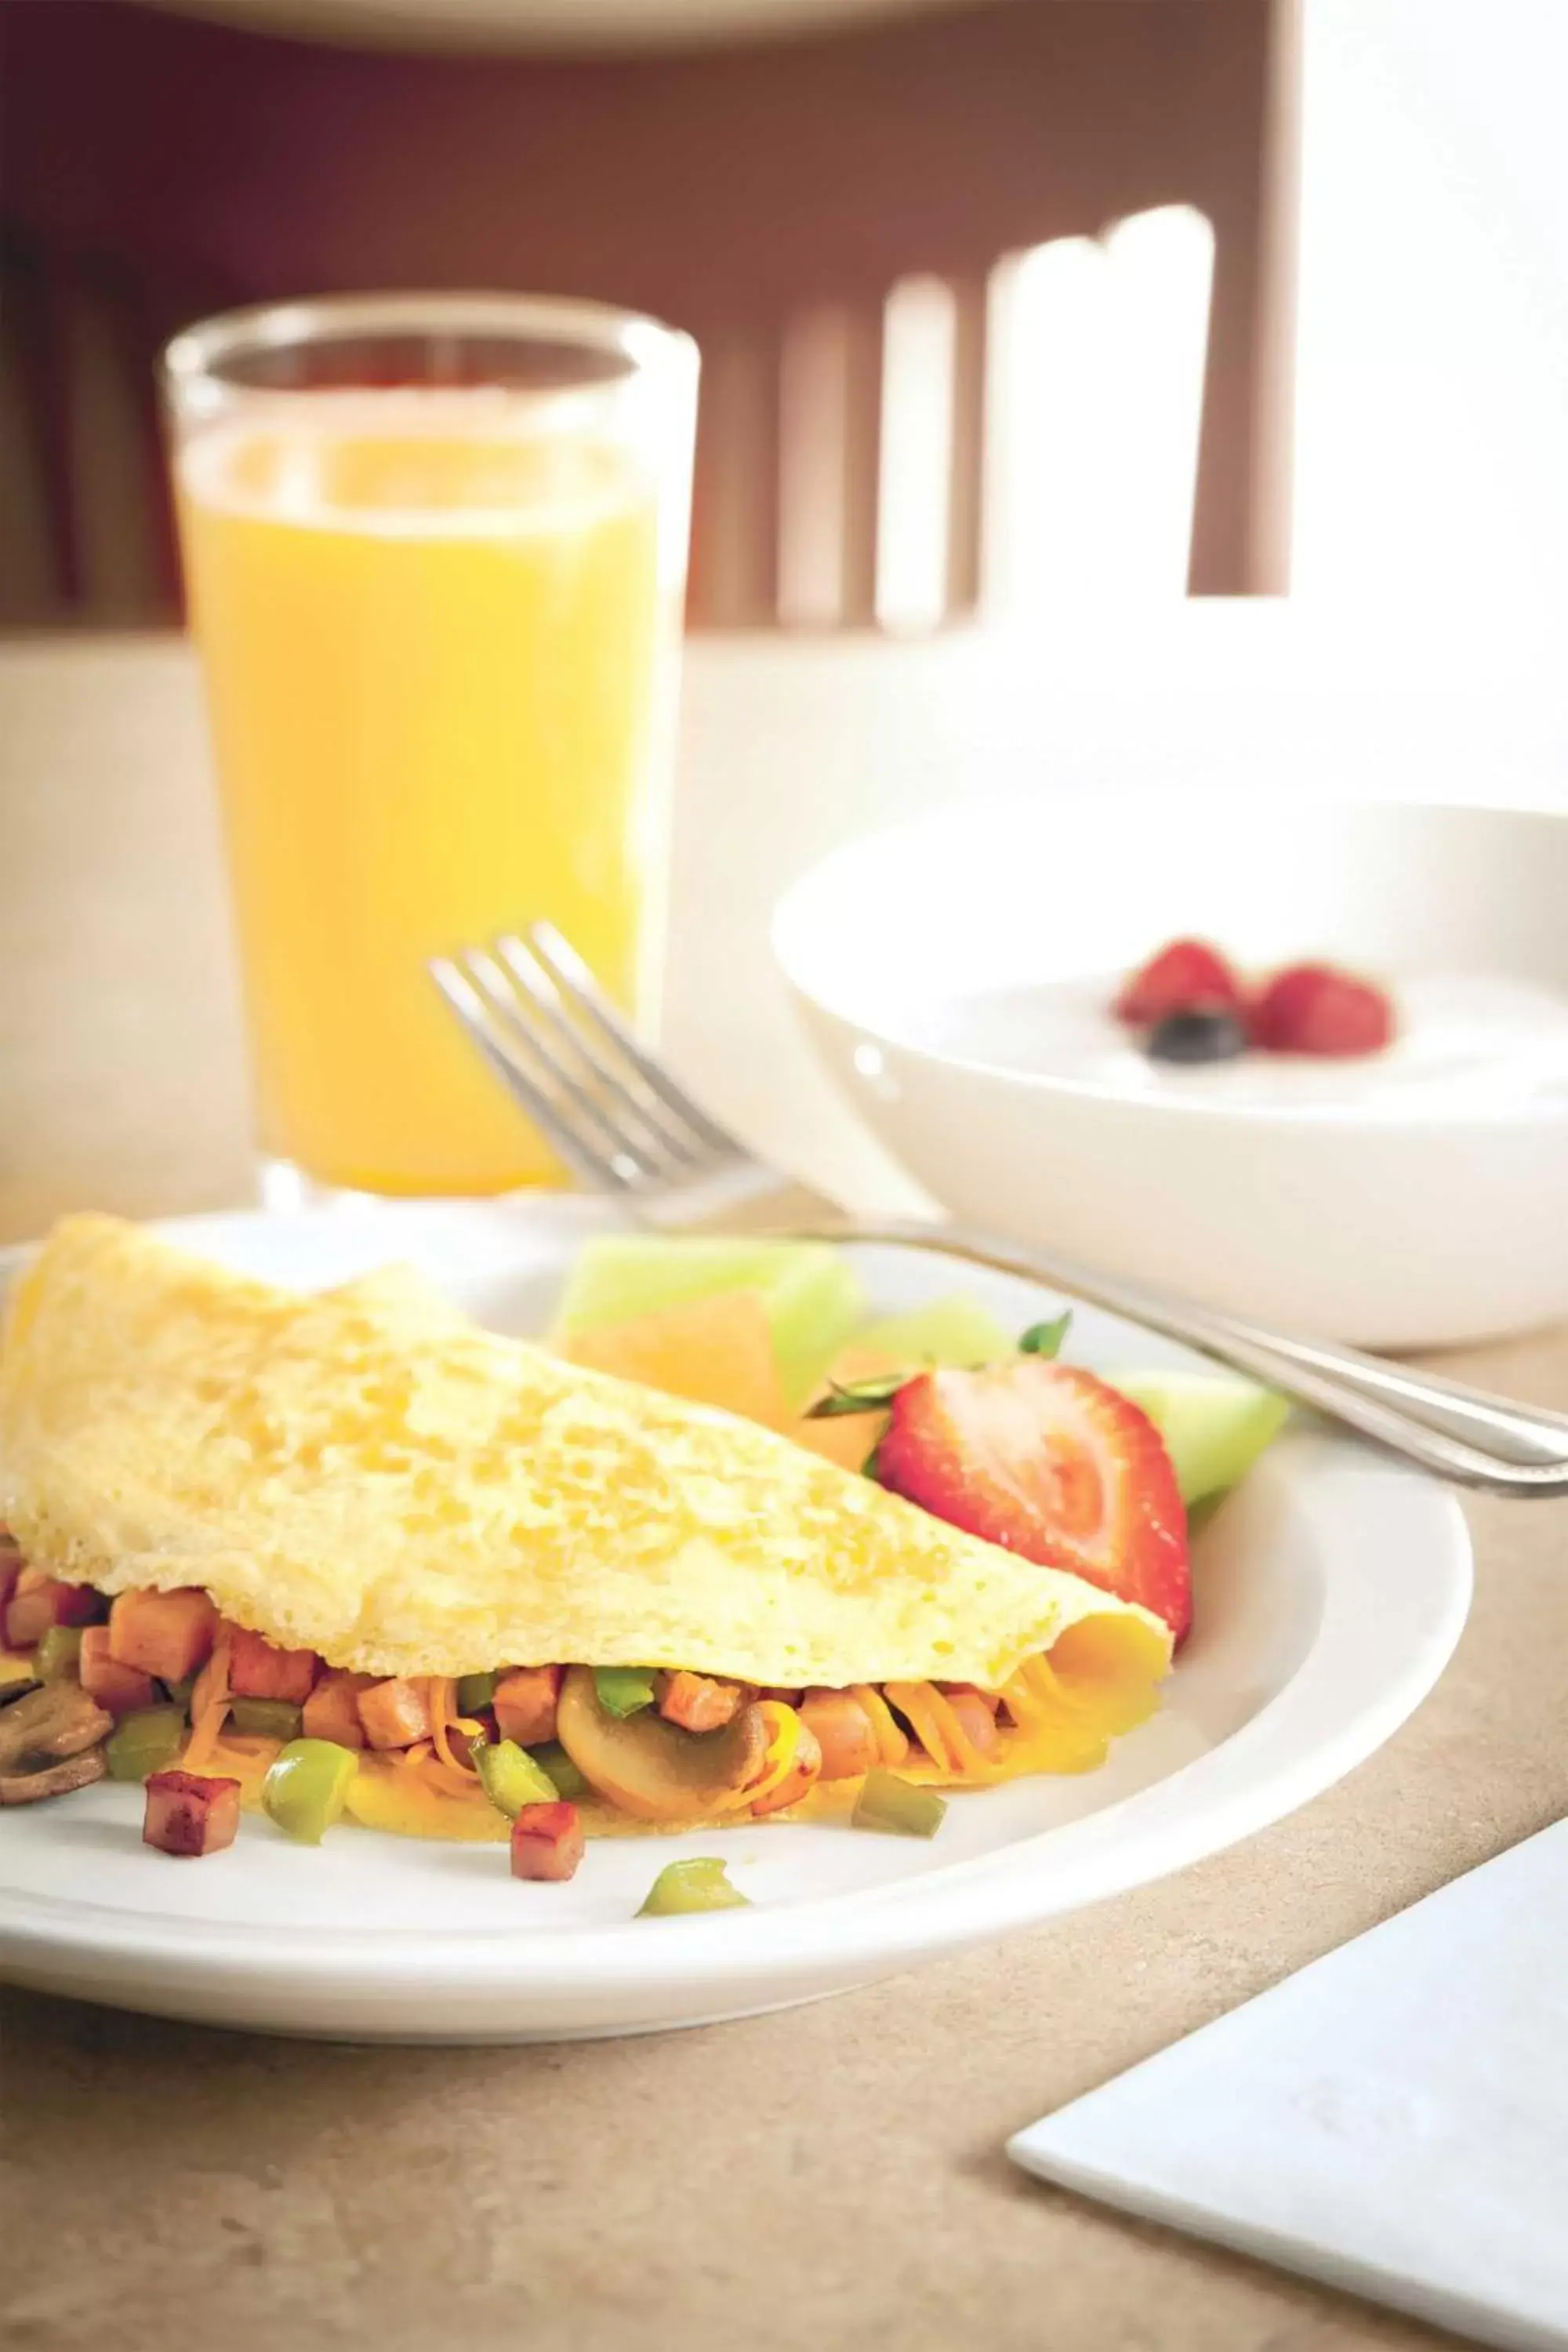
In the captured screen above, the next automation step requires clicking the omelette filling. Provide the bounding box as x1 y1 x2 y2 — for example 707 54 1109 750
0 1569 1166 1842
0 1219 1180 1867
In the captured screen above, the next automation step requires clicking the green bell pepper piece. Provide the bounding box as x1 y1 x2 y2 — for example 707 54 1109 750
637 1857 750 1916
456 1671 499 1716
229 1697 303 1742
262 1738 358 1844
851 1769 947 1838
593 1667 657 1719
104 1705 187 1783
470 1733 559 1819
35 1626 84 1682
529 1741 588 1800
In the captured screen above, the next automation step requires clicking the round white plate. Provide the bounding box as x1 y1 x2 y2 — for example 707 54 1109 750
0 1199 1471 2042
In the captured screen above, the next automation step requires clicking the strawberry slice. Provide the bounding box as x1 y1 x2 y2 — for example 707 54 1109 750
1115 938 1242 1026
1250 962 1395 1057
877 1359 1191 1641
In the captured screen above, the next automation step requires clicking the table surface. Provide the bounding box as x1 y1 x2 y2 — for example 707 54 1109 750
4 619 1568 2352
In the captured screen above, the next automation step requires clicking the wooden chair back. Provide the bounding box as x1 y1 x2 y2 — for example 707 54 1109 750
0 0 1294 626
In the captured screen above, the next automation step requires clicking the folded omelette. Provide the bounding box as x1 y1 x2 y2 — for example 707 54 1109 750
0 1214 1171 1837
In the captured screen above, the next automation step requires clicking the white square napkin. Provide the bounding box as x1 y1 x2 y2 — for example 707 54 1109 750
1010 1820 1568 2351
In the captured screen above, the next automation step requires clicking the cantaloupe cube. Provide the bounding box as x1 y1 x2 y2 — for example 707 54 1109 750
790 1347 903 1474
561 1290 792 1431
554 1236 865 1403
108 1588 218 1682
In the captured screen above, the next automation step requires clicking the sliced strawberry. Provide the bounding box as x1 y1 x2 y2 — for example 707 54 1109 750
1115 939 1243 1027
1250 962 1394 1057
877 1359 1190 1641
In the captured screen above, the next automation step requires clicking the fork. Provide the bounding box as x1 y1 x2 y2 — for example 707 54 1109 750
432 924 1568 1496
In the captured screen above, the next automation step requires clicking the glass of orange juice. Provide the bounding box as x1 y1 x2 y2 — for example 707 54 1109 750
162 294 698 1200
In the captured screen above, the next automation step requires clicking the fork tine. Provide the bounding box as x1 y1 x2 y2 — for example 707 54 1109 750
524 920 743 1160
430 956 641 1193
458 949 670 1186
492 935 706 1171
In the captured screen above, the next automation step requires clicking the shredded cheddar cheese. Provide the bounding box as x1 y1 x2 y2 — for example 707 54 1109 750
426 1677 469 1773
180 1625 234 1772
851 1682 910 1767
742 1699 808 1809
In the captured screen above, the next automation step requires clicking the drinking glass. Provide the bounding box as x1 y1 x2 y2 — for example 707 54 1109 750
163 293 698 1200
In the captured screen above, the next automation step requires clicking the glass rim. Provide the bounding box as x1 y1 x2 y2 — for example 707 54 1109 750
162 289 699 396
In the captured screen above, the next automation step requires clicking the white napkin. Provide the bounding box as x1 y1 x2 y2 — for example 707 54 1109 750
1010 1820 1568 2352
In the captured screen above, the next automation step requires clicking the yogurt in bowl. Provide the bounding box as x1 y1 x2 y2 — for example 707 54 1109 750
922 970 1568 1118
774 796 1568 1347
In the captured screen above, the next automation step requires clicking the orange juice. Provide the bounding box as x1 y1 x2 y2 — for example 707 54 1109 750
176 406 677 1194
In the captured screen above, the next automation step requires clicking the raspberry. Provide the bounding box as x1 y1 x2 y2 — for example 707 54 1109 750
1250 963 1395 1057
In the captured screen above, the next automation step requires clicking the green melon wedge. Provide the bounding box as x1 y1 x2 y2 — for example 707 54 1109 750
1113 1371 1290 1506
554 1236 866 1406
852 1295 1013 1370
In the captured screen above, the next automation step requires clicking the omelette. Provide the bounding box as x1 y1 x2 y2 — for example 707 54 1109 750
0 1215 1171 1855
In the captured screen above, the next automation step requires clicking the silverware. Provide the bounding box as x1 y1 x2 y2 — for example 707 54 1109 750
433 924 1568 1496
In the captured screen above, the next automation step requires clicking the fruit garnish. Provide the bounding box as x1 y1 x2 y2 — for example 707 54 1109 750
1114 938 1243 1026
804 1370 911 1421
1111 1372 1290 1504
874 1359 1192 1640
1145 1007 1250 1064
560 1289 792 1430
1250 962 1395 1057
1018 1312 1073 1357
554 1236 866 1404
852 1296 1011 1370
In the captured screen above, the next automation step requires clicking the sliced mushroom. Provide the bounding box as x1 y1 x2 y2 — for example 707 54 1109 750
0 1676 42 1711
0 1682 111 1802
556 1665 769 1823
0 1748 108 1805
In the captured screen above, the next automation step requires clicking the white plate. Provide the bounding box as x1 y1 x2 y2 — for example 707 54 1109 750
0 1199 1471 2042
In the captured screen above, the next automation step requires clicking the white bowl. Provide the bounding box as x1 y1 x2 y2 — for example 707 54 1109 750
774 796 1568 1348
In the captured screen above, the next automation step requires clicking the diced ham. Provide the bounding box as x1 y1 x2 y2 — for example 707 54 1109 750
5 1571 103 1650
78 1625 158 1715
800 1688 880 1781
301 1670 373 1749
143 1770 241 1857
492 1665 561 1748
108 1588 217 1682
510 1800 584 1882
356 1676 433 1751
227 1625 321 1704
656 1670 743 1733
938 1681 1003 1715
0 1542 24 1638
448 1710 497 1769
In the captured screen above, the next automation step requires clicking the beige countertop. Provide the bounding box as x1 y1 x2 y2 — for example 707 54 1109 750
3 625 1567 2352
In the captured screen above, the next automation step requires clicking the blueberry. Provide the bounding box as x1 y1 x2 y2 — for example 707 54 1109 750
1145 1008 1250 1064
